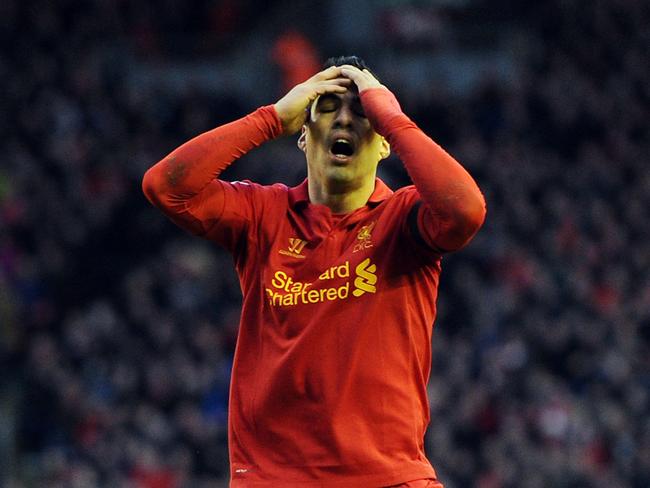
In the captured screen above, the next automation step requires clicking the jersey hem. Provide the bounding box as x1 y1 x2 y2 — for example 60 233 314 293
229 463 437 487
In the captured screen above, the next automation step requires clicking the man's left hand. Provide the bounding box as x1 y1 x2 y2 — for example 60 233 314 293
339 65 385 92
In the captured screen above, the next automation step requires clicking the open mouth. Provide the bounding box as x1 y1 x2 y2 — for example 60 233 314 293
330 139 355 159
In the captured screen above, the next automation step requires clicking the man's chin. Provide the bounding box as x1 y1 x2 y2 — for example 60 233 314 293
325 166 356 183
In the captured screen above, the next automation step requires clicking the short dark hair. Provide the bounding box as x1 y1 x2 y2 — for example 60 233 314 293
323 55 381 82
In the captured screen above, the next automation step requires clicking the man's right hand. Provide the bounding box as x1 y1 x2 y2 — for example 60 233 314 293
274 66 351 135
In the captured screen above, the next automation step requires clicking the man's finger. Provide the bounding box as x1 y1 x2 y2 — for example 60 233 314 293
338 64 363 73
314 77 351 87
362 69 379 80
307 79 350 95
310 65 344 81
340 67 364 82
314 83 349 95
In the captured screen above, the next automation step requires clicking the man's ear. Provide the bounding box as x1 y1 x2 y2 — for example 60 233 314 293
379 138 390 160
297 126 307 152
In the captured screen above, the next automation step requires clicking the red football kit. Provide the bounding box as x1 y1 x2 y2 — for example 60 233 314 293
143 87 485 487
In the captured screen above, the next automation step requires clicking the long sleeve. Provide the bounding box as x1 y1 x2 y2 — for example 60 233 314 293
360 88 486 252
142 105 283 236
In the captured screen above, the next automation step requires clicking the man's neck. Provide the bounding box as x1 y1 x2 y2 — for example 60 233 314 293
308 177 376 214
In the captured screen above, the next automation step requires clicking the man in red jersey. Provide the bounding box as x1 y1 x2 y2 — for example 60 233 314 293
143 56 486 487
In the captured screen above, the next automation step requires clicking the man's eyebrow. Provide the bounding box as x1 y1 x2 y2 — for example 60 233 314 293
317 93 341 102
318 93 362 103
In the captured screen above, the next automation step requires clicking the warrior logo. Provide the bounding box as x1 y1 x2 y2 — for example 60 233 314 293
279 238 308 259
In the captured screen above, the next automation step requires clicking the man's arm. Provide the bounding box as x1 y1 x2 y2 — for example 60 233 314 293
341 66 486 252
142 67 351 236
141 106 282 236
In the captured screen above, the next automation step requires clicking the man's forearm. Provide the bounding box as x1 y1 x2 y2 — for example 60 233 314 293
360 88 486 251
142 105 283 210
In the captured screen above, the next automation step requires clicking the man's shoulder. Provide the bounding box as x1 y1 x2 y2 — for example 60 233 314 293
228 180 289 192
377 184 419 208
391 184 417 197
219 180 291 215
225 180 290 200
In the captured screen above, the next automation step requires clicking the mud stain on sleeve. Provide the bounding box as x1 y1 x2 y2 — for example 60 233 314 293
165 155 187 187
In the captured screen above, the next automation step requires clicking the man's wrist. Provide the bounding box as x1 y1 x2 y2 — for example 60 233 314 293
258 104 285 139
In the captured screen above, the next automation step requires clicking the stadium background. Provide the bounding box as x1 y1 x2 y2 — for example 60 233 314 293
1 0 649 486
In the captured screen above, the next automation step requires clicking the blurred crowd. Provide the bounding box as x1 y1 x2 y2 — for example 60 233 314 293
1 0 649 487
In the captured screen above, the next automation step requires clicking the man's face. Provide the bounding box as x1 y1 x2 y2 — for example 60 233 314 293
299 89 388 190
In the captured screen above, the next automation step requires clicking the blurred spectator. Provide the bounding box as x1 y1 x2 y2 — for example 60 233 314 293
272 30 321 94
1 0 649 486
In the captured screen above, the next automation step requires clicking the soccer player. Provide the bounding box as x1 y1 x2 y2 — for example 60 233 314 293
142 56 486 487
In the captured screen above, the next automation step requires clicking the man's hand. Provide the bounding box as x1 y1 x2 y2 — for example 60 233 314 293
339 65 384 92
274 66 351 135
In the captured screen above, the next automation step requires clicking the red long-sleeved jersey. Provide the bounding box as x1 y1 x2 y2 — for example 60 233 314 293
143 88 486 487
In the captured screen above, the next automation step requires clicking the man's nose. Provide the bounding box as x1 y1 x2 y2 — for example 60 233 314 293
333 104 354 128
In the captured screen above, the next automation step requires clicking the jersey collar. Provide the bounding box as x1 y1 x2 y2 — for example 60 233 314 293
288 178 393 209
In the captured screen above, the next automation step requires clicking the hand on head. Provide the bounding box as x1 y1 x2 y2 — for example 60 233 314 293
338 64 384 92
274 65 385 135
274 66 350 135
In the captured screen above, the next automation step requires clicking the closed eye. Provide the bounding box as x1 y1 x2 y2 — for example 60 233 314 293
351 100 366 117
316 95 367 118
316 95 340 113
